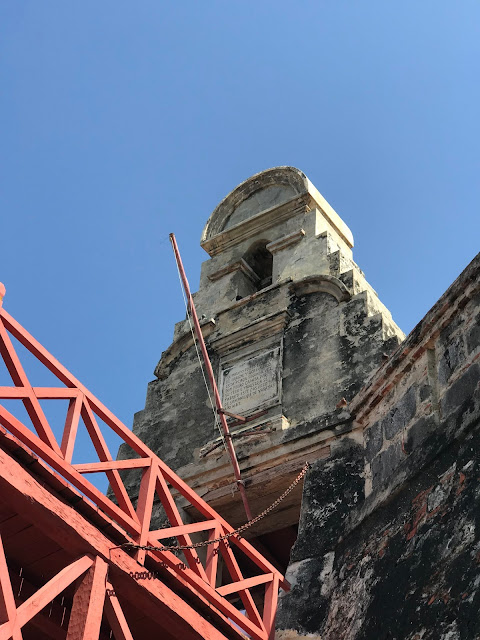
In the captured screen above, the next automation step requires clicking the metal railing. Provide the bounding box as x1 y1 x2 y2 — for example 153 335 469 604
0 289 286 640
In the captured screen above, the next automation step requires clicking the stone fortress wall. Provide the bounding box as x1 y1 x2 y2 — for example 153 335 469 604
114 167 479 638
277 251 480 640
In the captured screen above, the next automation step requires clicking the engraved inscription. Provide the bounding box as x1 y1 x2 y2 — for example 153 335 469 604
220 348 280 415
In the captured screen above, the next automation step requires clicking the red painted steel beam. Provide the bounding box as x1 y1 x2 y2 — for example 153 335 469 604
151 520 217 540
73 458 151 474
169 233 253 521
264 574 280 640
0 534 22 640
0 404 141 536
217 573 274 597
205 525 220 587
66 556 108 640
15 557 94 631
61 395 83 463
134 460 158 566
0 388 28 399
0 287 287 636
0 306 287 588
104 584 134 640
0 446 242 640
0 321 62 456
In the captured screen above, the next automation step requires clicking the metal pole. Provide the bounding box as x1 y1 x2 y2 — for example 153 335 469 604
169 233 253 521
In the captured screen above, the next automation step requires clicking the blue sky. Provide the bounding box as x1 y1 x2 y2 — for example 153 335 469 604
1 2 479 491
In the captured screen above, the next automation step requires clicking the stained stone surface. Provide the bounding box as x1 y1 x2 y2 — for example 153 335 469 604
219 346 281 415
277 251 480 640
115 168 404 528
224 184 297 230
114 167 480 639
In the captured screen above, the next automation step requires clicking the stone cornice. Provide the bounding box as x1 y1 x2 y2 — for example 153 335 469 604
154 318 216 380
207 258 260 285
266 229 305 254
202 166 309 241
222 279 290 313
201 166 354 252
289 275 352 302
174 408 353 535
350 252 480 424
210 310 290 356
201 195 312 257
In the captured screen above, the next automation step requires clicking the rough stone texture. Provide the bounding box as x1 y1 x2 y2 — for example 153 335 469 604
201 166 354 251
276 631 323 640
112 168 479 637
116 168 403 529
277 251 480 640
224 184 298 230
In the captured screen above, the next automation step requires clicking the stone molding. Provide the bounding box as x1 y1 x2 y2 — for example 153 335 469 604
175 408 353 533
201 167 354 255
202 166 309 241
207 258 260 285
289 275 352 303
154 318 216 380
350 252 480 424
179 408 350 488
199 412 290 459
210 310 290 356
201 195 311 257
266 229 305 254
224 279 291 313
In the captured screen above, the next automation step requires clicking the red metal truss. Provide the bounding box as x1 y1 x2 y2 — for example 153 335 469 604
0 286 286 640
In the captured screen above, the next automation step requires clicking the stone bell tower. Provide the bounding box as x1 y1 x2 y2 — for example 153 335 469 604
123 167 404 571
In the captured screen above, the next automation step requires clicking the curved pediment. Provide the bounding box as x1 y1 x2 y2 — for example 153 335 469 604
202 167 309 243
289 275 352 302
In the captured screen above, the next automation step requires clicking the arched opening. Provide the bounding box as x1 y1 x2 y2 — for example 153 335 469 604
243 240 273 291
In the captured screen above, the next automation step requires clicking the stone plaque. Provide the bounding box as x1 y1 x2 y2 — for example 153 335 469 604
220 347 281 415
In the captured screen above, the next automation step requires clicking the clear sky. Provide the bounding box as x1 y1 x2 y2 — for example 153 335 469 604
1 2 479 491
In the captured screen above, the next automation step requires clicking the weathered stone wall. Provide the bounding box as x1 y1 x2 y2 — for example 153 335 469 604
114 167 404 533
118 273 401 503
277 252 480 640
283 287 399 426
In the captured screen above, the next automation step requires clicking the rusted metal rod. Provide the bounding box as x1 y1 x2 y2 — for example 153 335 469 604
169 233 253 521
217 408 246 422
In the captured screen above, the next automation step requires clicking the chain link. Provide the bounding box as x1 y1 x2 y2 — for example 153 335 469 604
119 462 311 554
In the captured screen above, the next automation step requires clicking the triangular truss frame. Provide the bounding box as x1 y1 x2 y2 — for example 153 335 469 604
0 295 286 640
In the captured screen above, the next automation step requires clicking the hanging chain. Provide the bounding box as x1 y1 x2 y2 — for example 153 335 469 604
119 462 311 554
